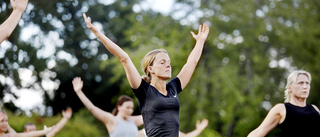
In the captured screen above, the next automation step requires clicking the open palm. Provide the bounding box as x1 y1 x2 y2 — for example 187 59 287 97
72 77 83 93
191 23 210 41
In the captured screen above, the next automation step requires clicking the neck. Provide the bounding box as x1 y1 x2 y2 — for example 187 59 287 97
116 113 128 120
150 77 167 95
290 97 307 107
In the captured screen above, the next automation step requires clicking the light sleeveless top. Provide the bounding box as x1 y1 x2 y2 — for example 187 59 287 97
109 116 138 137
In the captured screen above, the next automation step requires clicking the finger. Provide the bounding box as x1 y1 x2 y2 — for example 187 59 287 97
190 31 196 38
202 23 205 32
83 13 87 20
198 24 202 34
204 24 209 32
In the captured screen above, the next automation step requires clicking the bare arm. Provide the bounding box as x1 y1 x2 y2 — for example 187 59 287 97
11 126 54 137
72 77 116 128
0 0 28 43
46 107 72 137
8 124 17 134
129 115 144 127
180 119 209 137
83 13 141 89
247 104 285 137
312 104 320 114
177 24 209 89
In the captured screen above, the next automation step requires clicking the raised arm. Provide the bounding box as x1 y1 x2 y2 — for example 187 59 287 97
129 115 144 127
180 119 209 137
72 77 116 129
46 107 72 137
7 124 17 134
11 126 54 137
0 0 28 43
83 13 141 89
247 104 285 137
177 24 209 89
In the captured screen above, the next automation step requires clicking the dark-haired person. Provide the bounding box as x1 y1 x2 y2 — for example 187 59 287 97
83 12 209 137
248 70 320 137
0 111 54 137
23 107 72 137
72 77 143 137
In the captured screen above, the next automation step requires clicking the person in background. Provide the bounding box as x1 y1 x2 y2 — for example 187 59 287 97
23 107 73 137
248 70 320 137
83 11 209 136
0 0 28 43
138 119 209 137
0 111 54 137
72 77 143 137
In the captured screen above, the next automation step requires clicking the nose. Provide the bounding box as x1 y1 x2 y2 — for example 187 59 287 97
165 62 170 68
303 83 309 89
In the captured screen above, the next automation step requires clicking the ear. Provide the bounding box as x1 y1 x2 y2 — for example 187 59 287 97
287 85 292 93
147 66 154 74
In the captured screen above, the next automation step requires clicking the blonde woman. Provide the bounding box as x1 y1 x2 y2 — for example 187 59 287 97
83 12 209 137
0 0 28 43
248 70 320 137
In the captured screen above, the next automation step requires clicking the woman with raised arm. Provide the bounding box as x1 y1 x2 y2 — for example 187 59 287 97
0 111 54 137
83 13 209 137
248 70 320 137
72 77 143 137
0 0 28 43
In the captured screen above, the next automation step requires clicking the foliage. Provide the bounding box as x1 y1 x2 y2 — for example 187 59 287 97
6 108 107 136
1 0 320 136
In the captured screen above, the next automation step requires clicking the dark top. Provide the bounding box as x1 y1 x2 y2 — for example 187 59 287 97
132 77 182 137
278 103 320 137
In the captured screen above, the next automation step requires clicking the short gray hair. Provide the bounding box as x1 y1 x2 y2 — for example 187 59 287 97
284 70 311 102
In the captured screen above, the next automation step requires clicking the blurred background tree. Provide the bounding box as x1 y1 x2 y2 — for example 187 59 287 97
1 0 319 136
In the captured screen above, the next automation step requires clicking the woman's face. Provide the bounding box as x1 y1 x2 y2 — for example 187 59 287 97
290 74 310 100
149 52 171 80
0 114 8 133
118 101 134 117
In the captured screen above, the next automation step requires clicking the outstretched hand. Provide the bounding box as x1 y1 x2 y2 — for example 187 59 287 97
196 119 209 130
83 13 94 29
62 107 72 119
11 0 28 12
190 23 210 42
72 77 83 93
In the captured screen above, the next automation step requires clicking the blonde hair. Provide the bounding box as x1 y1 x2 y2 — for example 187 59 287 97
284 70 311 102
141 49 168 84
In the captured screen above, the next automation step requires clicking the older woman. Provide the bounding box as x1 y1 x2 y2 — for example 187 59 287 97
248 70 320 137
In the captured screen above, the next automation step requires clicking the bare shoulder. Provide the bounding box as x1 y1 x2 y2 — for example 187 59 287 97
311 104 320 113
272 103 286 124
272 103 285 111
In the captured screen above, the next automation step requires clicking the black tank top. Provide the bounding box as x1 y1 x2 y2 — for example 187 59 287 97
278 103 320 137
